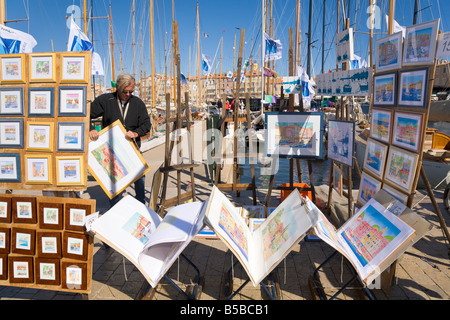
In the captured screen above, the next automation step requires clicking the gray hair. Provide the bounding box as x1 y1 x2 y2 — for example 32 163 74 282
116 73 135 92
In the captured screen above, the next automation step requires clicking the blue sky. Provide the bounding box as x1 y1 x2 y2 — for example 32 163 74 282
4 0 450 87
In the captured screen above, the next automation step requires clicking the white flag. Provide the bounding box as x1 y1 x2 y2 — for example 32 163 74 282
0 24 37 54
264 33 282 61
385 15 406 38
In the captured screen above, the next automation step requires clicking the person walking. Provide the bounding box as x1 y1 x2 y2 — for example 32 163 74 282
89 73 151 207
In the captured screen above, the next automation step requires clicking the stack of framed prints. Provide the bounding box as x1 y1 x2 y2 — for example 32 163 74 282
0 194 95 295
0 51 91 191
360 19 440 207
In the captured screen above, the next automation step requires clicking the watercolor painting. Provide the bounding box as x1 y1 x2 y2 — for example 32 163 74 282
370 109 392 144
122 212 152 244
392 112 423 152
219 201 249 261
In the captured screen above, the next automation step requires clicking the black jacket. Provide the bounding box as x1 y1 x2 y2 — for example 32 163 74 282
90 92 151 147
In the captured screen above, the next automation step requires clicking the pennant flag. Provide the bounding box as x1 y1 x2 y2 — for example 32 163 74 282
264 33 282 62
201 53 212 75
67 19 104 76
180 73 188 85
0 24 37 54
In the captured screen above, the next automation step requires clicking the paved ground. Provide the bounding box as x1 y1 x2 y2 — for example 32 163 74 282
1 139 449 301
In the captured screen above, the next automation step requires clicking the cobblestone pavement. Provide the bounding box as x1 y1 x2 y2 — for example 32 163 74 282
1 141 449 301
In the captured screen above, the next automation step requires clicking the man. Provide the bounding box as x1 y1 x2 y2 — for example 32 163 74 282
89 73 151 206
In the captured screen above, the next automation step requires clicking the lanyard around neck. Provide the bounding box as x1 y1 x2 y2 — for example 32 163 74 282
117 97 130 120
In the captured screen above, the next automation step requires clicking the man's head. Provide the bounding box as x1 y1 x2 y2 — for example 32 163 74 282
116 73 135 102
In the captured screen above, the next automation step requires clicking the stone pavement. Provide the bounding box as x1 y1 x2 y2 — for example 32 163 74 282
1 140 449 300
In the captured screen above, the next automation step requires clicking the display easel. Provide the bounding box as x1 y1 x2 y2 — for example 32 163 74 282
213 29 257 205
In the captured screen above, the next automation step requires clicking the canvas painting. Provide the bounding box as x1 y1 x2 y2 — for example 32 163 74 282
370 108 392 144
357 172 382 205
392 111 423 153
373 73 397 106
265 112 323 159
385 146 419 193
363 138 389 178
327 120 355 167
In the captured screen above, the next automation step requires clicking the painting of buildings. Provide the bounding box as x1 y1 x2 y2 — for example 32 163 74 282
275 122 313 149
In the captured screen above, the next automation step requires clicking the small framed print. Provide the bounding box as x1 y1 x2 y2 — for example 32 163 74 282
0 227 10 253
25 155 52 184
0 153 21 183
370 108 393 144
385 146 419 194
9 256 33 283
11 227 36 255
0 54 25 83
403 19 439 66
12 197 37 224
62 261 87 290
38 202 63 230
0 87 24 115
35 258 60 285
0 119 24 148
363 138 389 178
37 232 61 258
392 111 424 153
375 31 403 72
382 184 410 205
373 72 397 107
0 197 11 223
60 53 88 83
56 156 84 186
29 53 57 82
357 171 382 206
57 122 85 152
28 87 55 117
26 121 54 152
63 232 88 261
0 254 7 280
65 203 91 232
398 67 429 109
58 86 86 116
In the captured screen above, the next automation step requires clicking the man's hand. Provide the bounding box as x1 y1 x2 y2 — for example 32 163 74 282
125 131 139 140
89 129 99 141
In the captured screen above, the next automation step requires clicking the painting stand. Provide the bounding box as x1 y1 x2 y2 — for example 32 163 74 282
138 253 204 300
308 250 376 300
220 259 280 300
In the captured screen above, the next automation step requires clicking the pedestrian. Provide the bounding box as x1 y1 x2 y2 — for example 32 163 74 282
225 100 230 115
89 73 151 207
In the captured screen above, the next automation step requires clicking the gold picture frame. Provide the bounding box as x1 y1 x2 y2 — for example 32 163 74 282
56 155 85 186
24 154 53 185
0 54 26 83
60 52 89 83
28 52 57 82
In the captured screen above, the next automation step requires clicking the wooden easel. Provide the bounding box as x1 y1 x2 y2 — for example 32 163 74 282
156 22 198 216
213 29 257 205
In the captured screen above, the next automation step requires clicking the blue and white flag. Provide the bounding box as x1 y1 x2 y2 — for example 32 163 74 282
180 73 188 85
226 70 233 78
264 33 282 62
282 76 301 94
0 24 37 54
297 66 315 104
201 53 212 76
67 19 104 76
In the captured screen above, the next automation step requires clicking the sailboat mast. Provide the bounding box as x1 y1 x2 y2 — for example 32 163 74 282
307 0 313 77
197 2 201 107
261 0 265 112
150 0 156 109
109 5 116 86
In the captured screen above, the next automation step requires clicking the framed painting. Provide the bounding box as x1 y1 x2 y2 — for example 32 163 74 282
62 232 88 261
382 184 410 205
392 111 424 153
373 72 397 107
57 122 85 152
25 154 52 184
60 53 89 83
28 87 55 117
363 138 389 179
370 108 393 144
264 112 324 159
0 87 24 115
327 119 355 167
12 196 37 224
0 54 25 83
357 172 382 205
0 119 23 148
28 53 57 82
35 258 61 285
0 197 11 223
11 227 36 255
64 203 91 232
0 227 10 253
385 146 419 194
37 232 62 259
0 254 7 280
26 121 54 152
398 67 429 109
9 256 33 283
62 261 87 290
38 202 63 230
58 86 86 116
333 163 343 196
56 156 85 186
0 153 21 183
403 19 439 66
375 31 403 72
88 120 151 199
